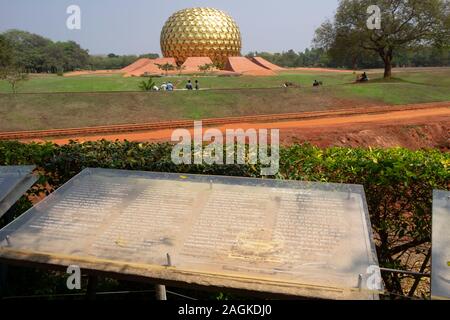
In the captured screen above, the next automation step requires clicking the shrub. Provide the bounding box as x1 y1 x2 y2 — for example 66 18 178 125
138 77 156 91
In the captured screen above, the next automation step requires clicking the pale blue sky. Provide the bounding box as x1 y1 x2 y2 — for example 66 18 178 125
0 0 339 55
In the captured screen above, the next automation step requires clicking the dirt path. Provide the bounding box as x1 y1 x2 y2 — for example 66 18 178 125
1 101 447 140
20 102 449 149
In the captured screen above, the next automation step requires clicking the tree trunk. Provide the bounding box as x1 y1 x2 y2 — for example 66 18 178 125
381 50 393 79
383 57 392 79
352 56 358 71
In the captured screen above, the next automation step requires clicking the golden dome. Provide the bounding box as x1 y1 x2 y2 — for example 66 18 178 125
160 7 242 66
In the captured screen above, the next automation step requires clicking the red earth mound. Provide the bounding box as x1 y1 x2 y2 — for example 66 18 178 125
251 57 285 71
181 57 216 73
225 57 276 76
124 58 177 77
120 58 152 73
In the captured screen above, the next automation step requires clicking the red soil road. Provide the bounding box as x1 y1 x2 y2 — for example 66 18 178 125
3 102 445 140
225 57 276 76
16 102 449 149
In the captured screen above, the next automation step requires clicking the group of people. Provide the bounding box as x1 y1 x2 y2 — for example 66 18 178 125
282 80 323 88
153 80 200 91
186 80 200 90
153 81 174 91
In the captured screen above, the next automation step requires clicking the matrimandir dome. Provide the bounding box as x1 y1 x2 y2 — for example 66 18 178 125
160 7 242 66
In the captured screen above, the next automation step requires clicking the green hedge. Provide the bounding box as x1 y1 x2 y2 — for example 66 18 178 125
0 140 448 298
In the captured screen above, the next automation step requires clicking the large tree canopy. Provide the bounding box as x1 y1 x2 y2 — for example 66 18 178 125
0 34 14 69
314 0 450 78
1 29 160 73
2 29 90 73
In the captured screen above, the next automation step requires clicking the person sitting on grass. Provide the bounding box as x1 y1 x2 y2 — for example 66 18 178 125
160 82 167 91
166 82 174 91
186 80 193 90
313 80 321 87
283 82 297 88
357 72 369 82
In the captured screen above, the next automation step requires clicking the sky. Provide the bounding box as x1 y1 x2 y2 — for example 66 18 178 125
0 0 339 55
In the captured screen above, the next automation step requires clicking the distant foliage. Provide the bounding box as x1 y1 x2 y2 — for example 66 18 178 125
2 29 90 73
0 29 158 73
247 49 331 68
89 53 159 70
1 28 448 75
247 46 449 69
0 140 448 298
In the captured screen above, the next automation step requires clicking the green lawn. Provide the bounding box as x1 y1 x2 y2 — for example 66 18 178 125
337 69 450 105
0 72 357 93
0 68 449 131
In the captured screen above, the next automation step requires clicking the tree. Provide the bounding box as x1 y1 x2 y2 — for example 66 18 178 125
58 41 90 71
156 63 175 76
2 30 90 73
2 29 53 73
0 67 29 93
315 20 364 69
0 34 14 68
314 0 449 78
198 63 215 74
42 42 65 73
213 61 225 70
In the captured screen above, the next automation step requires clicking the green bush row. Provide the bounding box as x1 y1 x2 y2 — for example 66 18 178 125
0 140 448 298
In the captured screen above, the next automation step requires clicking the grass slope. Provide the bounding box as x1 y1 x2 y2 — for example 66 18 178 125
0 68 449 131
